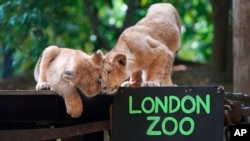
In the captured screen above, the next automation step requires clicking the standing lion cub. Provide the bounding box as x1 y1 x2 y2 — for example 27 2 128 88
101 3 181 94
34 45 103 118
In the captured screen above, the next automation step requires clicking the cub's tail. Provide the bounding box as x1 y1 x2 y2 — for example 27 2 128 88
34 56 41 82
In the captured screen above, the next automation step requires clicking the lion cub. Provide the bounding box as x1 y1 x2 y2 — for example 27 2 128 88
101 3 181 94
34 45 103 118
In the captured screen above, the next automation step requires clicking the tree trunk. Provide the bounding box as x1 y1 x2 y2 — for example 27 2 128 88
2 45 14 79
233 0 250 94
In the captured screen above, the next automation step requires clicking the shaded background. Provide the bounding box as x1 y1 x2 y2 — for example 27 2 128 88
0 0 244 93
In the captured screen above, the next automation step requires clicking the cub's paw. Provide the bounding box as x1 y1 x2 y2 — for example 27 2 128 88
141 81 160 87
66 98 83 118
163 82 177 87
36 82 51 90
121 81 142 87
121 81 130 87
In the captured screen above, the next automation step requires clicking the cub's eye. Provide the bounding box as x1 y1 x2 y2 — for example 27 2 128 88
97 77 101 84
107 70 111 74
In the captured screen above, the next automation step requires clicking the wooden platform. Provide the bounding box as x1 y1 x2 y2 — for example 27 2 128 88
1 88 250 141
0 90 113 140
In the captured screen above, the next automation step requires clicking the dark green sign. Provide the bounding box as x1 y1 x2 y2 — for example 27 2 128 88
112 87 224 141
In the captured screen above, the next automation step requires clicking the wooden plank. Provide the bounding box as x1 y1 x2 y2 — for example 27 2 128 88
0 90 56 95
0 120 110 141
0 90 113 140
0 91 65 123
0 90 113 126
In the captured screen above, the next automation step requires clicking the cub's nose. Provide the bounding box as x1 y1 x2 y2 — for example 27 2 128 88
102 86 107 90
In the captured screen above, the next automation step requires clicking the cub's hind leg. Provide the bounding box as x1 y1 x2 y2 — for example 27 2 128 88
161 51 176 86
36 45 60 90
161 48 176 86
161 59 174 86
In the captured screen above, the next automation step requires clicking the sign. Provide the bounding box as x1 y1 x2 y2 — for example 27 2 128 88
112 86 224 141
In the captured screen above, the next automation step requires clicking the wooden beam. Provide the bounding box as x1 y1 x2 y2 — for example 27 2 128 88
0 120 110 141
0 90 113 125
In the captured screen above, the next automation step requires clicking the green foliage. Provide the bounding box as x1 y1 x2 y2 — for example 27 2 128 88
0 0 213 78
173 0 213 63
0 0 94 76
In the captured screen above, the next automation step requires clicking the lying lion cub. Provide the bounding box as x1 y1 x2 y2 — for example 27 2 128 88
101 3 181 94
34 45 103 118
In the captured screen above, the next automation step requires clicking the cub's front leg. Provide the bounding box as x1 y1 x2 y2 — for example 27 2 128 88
141 59 165 87
141 47 174 87
61 88 83 118
141 66 170 86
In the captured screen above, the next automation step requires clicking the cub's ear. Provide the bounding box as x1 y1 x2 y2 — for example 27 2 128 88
63 71 76 79
113 54 126 66
91 50 103 66
63 71 78 85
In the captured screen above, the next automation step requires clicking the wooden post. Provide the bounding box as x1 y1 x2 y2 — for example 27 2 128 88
233 0 250 94
210 0 232 83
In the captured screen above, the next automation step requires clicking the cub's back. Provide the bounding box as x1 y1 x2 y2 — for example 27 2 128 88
136 3 181 52
48 48 89 72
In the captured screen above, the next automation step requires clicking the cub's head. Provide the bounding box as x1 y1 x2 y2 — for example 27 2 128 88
63 50 103 97
101 54 129 94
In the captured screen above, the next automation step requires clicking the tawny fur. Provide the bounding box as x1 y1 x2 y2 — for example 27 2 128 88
101 3 181 94
34 45 103 118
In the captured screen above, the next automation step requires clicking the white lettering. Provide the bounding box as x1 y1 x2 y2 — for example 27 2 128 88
234 129 247 136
